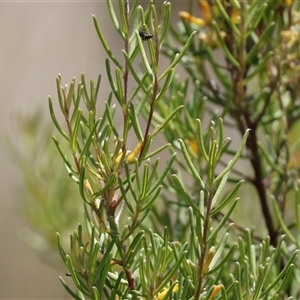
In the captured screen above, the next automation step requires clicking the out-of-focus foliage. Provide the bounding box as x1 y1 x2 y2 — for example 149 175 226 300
6 0 300 299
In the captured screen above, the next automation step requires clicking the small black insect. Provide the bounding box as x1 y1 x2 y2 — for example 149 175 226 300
139 28 153 41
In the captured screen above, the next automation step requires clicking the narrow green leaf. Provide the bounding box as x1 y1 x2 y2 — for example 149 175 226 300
172 175 199 212
178 139 206 190
140 163 149 200
65 79 75 111
147 158 160 187
295 188 300 232
144 143 170 160
245 3 267 38
86 227 96 270
79 120 99 162
134 158 141 190
106 0 124 39
48 97 69 140
158 2 171 48
129 0 139 20
245 22 275 63
187 208 197 260
92 287 100 300
88 243 101 287
215 118 224 161
196 119 209 162
78 156 90 204
71 109 82 154
135 87 153 116
118 177 134 214
151 105 184 137
65 255 90 297
134 207 152 228
243 51 274 85
214 0 240 36
56 232 67 263
275 265 295 294
93 15 123 70
206 48 232 90
230 0 241 10
135 30 153 79
105 59 122 106
139 254 148 292
56 75 65 116
212 21 240 69
128 102 143 142
211 180 244 215
94 74 101 104
146 153 176 197
115 67 124 104
155 68 175 103
208 243 237 275
104 102 119 139
59 277 82 300
272 197 296 243
88 80 96 112
118 0 128 36
123 51 152 98
124 162 138 203
158 31 197 81
124 231 144 267
141 185 162 212
52 136 77 174
80 73 90 106
155 251 187 294
214 129 250 184
70 83 82 126
128 72 152 103
92 173 117 200
262 251 299 296
257 141 283 175
208 199 238 241
252 265 268 300
208 140 217 186
210 171 230 211
93 238 116 295
146 34 157 75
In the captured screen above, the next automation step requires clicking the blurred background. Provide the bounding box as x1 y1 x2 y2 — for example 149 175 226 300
0 2 116 299
0 1 188 299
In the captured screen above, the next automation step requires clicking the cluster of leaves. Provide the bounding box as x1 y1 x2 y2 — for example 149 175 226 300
163 0 300 246
8 0 300 299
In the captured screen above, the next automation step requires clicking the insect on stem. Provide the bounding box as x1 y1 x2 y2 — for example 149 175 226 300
139 28 153 41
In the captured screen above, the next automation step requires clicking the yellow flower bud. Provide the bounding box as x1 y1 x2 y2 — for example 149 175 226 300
157 283 179 300
185 139 199 157
126 142 142 163
179 11 206 26
284 0 293 7
197 0 212 23
202 246 215 274
209 285 222 300
84 179 93 194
